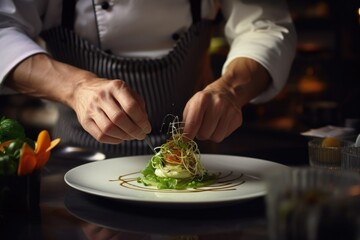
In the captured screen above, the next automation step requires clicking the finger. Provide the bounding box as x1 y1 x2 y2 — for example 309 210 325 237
211 109 242 142
106 104 146 140
225 110 243 136
186 90 224 140
82 119 125 144
93 105 136 140
112 83 151 136
134 93 147 111
182 94 207 140
96 82 149 139
99 96 142 140
195 99 222 140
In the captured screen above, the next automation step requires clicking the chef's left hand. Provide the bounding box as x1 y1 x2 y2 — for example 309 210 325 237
182 78 243 142
182 57 271 142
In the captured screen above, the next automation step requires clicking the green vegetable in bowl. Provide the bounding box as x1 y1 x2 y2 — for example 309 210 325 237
0 117 26 143
0 116 60 176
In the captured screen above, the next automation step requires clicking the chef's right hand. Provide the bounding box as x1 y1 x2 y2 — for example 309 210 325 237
71 76 151 144
6 53 151 144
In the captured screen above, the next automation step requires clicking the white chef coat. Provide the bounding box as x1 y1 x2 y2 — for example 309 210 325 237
0 0 297 103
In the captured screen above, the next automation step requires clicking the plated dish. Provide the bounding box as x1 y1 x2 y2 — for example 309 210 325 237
64 154 288 206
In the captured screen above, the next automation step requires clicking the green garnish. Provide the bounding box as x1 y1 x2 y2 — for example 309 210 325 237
137 118 217 190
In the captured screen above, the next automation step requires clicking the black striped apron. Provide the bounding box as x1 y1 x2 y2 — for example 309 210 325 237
41 1 214 157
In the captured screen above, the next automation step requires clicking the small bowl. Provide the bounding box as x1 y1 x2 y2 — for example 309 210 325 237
0 172 41 214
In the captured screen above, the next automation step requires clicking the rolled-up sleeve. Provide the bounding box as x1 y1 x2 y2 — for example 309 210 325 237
222 0 297 103
0 27 46 83
0 0 48 92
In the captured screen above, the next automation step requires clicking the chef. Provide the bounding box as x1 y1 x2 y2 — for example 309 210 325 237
0 0 297 157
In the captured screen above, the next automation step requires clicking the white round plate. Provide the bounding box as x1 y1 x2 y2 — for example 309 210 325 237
64 154 288 206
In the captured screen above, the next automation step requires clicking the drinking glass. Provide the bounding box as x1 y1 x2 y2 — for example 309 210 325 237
308 138 353 169
265 167 360 240
342 145 360 173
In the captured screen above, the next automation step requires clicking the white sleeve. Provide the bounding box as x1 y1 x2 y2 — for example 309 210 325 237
0 0 50 93
221 0 297 103
0 28 47 89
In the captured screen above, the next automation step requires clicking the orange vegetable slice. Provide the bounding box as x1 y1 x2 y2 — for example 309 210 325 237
0 139 13 151
47 138 61 152
18 143 37 176
35 130 51 154
35 151 51 170
163 149 182 165
34 130 60 170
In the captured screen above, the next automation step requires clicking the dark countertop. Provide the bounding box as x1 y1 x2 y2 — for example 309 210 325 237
1 126 310 240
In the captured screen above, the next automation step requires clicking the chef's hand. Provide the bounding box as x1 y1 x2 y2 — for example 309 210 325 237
71 77 151 144
6 53 151 144
183 57 270 142
182 79 243 142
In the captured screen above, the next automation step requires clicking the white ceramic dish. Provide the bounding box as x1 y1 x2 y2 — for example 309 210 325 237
64 154 288 206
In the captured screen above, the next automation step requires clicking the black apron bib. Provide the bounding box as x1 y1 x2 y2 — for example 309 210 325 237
41 1 214 157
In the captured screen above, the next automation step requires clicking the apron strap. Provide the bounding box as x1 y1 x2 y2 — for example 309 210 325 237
190 0 201 24
61 0 202 29
62 0 76 30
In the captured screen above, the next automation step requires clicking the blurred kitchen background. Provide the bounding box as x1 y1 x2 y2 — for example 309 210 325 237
1 0 359 163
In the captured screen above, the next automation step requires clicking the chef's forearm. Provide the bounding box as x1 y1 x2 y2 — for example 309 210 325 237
217 57 271 108
5 53 94 107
